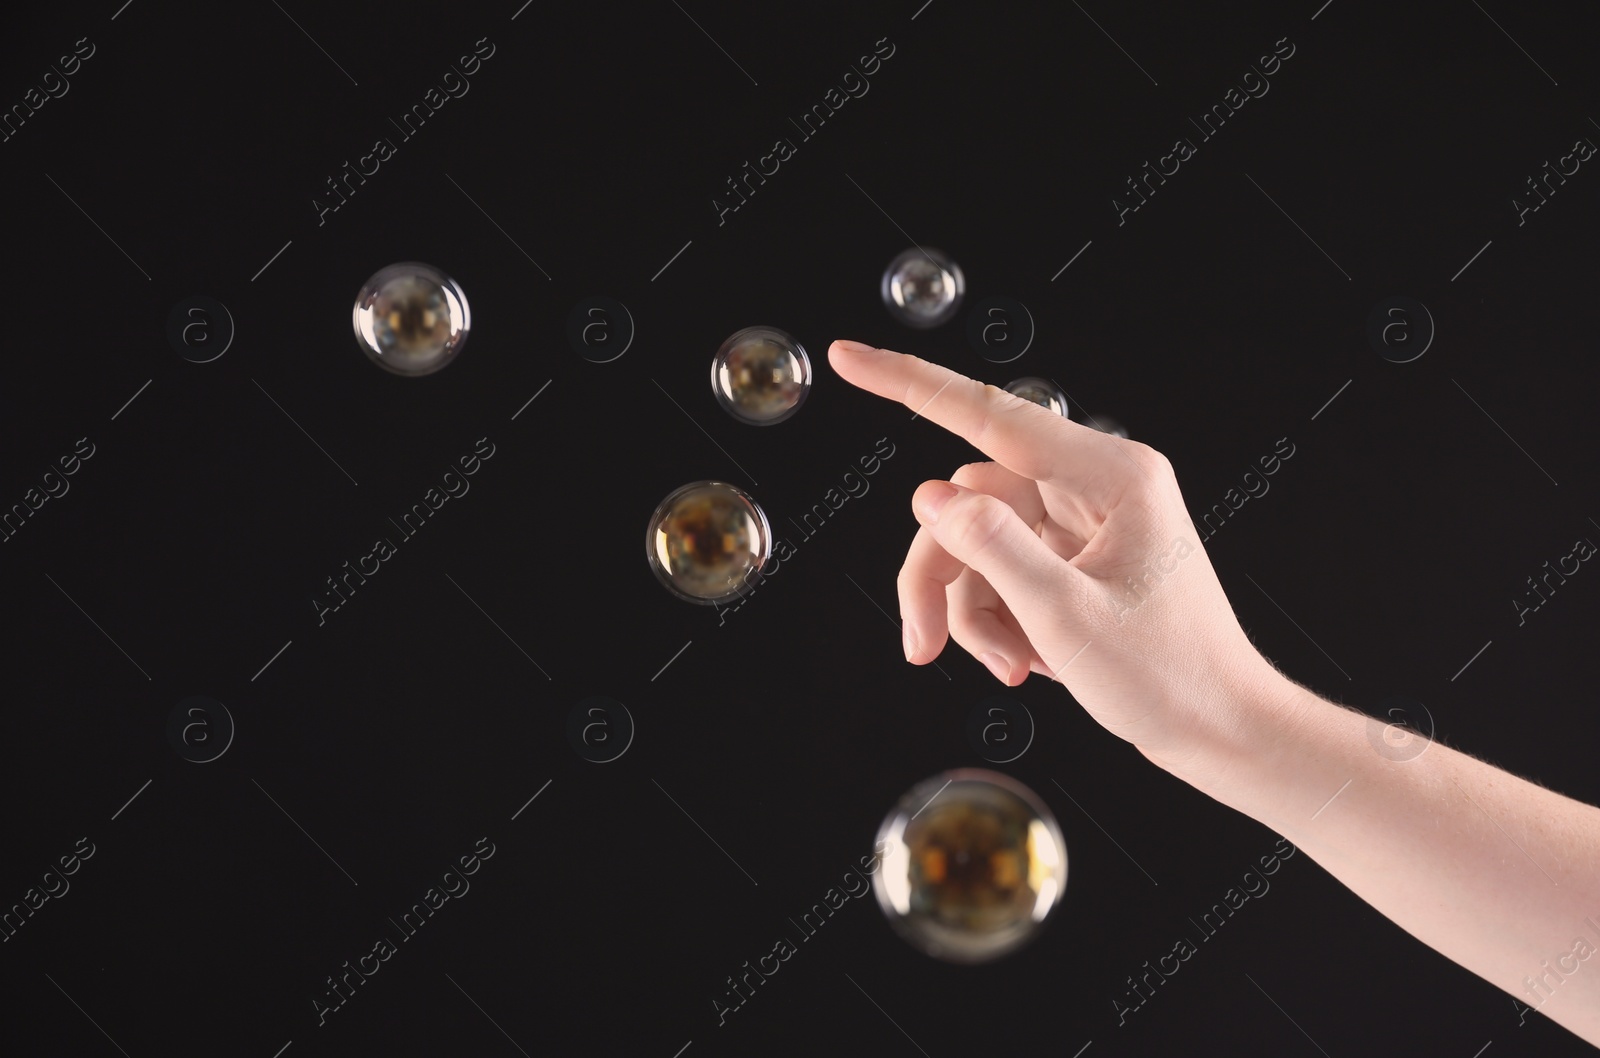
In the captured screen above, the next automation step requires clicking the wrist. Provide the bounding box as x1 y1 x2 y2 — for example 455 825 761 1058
1139 661 1329 808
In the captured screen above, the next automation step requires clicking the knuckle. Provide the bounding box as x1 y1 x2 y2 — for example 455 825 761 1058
971 381 1007 445
894 561 918 594
1127 441 1175 478
945 493 1011 557
970 409 996 449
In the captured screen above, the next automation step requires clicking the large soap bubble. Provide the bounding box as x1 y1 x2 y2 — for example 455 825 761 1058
646 481 771 605
872 768 1068 962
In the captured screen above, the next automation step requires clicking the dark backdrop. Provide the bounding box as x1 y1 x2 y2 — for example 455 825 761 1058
2 0 1597 1054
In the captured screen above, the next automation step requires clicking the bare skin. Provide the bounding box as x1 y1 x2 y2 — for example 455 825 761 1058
828 339 1600 1047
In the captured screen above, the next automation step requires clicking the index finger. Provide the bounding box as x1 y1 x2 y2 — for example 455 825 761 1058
827 339 1135 504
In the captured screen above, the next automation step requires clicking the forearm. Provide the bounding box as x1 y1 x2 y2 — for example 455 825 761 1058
1148 667 1600 1045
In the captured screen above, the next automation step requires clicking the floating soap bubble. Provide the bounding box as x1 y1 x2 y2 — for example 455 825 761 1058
881 247 965 329
872 768 1067 963
1084 413 1128 438
352 262 470 375
646 481 772 605
711 326 811 424
1004 377 1070 418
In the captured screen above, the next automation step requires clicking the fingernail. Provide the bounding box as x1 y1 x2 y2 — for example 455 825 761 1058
914 481 958 523
903 620 919 662
979 651 1011 683
832 339 880 355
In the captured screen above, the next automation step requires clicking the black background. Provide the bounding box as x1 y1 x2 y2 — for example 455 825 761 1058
3 0 1598 1054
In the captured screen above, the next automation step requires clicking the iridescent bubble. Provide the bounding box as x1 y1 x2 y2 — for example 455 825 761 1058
1085 414 1129 438
1004 377 1070 418
711 327 811 425
872 768 1067 963
881 247 965 329
352 262 470 376
646 481 772 605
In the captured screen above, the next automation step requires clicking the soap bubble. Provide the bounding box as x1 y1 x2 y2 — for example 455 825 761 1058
646 481 772 604
872 768 1067 962
1084 413 1128 438
711 326 811 424
1004 377 1070 418
352 262 470 375
881 247 965 329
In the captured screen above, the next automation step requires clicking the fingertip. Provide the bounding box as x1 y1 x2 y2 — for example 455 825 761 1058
827 339 882 380
899 524 958 671
911 479 961 525
904 618 948 666
830 339 879 357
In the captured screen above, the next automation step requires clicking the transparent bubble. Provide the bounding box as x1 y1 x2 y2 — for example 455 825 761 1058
1084 413 1128 438
352 262 470 376
872 768 1067 963
646 481 772 605
1004 377 1070 418
711 326 811 425
881 247 965 329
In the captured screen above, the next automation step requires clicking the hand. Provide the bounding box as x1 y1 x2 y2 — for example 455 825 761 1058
831 341 1600 1047
828 340 1286 771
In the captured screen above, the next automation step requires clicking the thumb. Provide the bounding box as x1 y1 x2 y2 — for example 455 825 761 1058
911 479 1094 654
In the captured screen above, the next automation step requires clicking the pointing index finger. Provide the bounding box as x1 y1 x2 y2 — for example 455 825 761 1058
827 340 1132 502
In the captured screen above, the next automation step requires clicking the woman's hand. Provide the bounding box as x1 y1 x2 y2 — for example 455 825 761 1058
828 339 1287 773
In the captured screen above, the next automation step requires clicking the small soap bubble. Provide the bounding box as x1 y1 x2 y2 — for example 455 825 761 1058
646 481 772 605
711 327 811 425
1084 414 1128 438
881 247 965 329
1004 377 1070 418
352 262 470 376
872 768 1068 963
